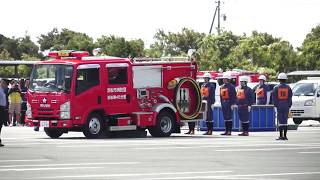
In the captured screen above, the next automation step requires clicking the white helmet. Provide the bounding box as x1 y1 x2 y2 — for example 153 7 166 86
258 75 267 81
222 72 232 79
203 72 211 79
277 72 288 80
92 48 102 56
239 76 249 82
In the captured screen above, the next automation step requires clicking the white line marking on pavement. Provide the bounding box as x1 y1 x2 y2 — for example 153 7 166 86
215 147 320 152
0 159 50 163
0 162 140 168
38 171 232 179
299 151 320 154
133 143 320 150
145 171 320 179
0 166 103 172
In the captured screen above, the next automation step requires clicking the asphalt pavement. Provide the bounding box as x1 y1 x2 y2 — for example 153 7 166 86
1 122 320 180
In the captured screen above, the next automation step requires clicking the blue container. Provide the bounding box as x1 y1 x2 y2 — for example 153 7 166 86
199 105 276 132
200 106 240 131
250 105 276 131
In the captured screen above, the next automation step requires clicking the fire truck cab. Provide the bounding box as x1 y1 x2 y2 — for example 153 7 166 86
26 51 202 138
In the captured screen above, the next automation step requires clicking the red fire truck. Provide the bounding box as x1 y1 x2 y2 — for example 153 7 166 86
26 51 203 138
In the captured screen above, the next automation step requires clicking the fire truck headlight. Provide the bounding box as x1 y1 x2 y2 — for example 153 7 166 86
60 101 70 119
26 102 32 119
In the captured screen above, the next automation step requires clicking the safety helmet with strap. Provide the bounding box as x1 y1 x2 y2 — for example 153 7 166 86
277 72 287 80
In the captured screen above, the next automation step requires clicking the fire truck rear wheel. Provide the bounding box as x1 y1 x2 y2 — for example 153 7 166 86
44 128 64 139
149 111 174 137
83 113 105 139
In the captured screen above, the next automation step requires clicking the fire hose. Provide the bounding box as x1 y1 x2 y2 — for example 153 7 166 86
173 77 202 120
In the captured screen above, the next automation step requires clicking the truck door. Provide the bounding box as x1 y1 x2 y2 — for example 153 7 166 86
73 64 103 123
105 63 132 114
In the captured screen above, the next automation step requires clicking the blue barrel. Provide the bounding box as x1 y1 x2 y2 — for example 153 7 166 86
200 105 276 131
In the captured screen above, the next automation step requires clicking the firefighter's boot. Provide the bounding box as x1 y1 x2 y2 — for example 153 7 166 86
185 129 195 135
221 131 228 135
204 130 212 135
238 132 249 136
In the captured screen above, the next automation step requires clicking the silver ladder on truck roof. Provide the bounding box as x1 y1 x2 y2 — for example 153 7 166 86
133 57 192 63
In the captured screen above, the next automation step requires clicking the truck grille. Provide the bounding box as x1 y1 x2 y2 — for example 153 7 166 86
33 108 59 120
290 109 304 116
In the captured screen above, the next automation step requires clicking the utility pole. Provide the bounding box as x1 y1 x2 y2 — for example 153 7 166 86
209 0 222 35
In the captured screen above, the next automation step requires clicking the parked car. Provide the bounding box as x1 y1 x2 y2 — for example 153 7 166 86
290 78 320 124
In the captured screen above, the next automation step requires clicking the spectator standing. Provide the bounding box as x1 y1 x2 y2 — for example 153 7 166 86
1 79 9 126
0 79 7 147
8 80 22 126
20 79 28 126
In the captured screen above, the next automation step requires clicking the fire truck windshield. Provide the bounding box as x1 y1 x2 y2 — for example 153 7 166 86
29 64 73 92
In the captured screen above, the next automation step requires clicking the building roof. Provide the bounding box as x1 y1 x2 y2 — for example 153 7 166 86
0 60 40 65
287 70 320 76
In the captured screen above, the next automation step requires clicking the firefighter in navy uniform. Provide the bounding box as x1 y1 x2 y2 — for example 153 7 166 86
255 75 269 105
236 76 254 136
220 73 236 136
200 72 216 135
273 73 292 140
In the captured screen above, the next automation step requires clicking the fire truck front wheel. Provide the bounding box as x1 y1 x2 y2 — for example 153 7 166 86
44 128 64 139
83 113 105 139
149 111 175 137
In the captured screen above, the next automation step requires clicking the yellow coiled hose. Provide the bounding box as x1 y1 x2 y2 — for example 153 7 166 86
174 77 202 120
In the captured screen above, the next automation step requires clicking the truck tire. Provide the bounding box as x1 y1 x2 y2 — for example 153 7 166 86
44 128 63 139
149 111 174 137
293 118 303 125
83 113 105 139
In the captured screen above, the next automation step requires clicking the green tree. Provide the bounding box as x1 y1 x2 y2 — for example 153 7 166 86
95 35 144 58
38 28 94 53
18 35 40 58
299 25 320 70
197 31 240 70
0 34 20 59
148 28 206 57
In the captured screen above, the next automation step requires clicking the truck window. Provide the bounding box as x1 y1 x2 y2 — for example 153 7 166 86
108 67 128 84
76 68 100 95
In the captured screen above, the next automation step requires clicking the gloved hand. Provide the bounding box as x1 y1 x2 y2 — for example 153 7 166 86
248 106 251 112
231 104 237 110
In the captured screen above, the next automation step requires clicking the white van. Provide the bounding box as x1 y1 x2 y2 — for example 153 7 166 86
290 77 320 124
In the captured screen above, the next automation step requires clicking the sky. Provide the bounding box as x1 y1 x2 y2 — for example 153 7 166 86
1 0 319 48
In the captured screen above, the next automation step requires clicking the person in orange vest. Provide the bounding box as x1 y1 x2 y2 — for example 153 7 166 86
255 75 269 105
220 72 236 135
273 73 292 140
201 72 216 135
185 72 216 135
236 76 254 136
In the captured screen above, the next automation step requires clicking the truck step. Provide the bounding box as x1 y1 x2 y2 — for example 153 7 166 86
109 125 137 131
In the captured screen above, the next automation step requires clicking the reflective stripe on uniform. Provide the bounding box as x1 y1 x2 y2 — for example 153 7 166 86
224 119 232 122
